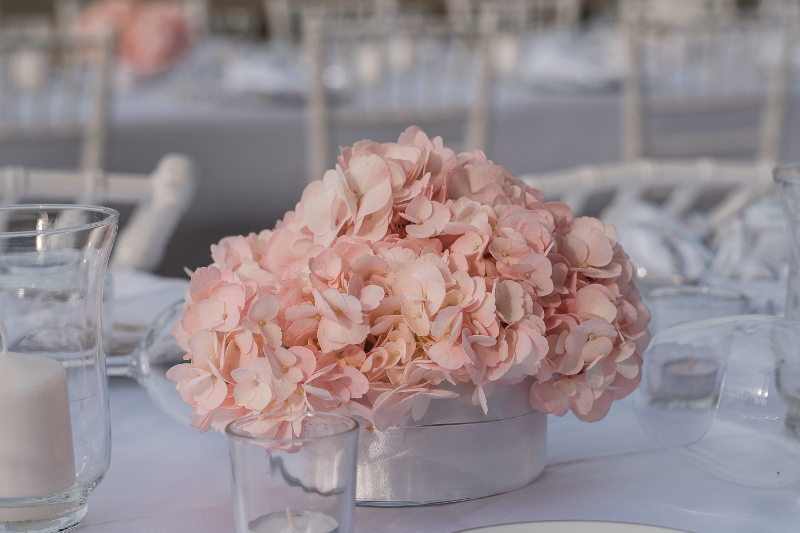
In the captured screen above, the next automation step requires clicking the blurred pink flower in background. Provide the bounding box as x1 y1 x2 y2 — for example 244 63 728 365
77 0 193 76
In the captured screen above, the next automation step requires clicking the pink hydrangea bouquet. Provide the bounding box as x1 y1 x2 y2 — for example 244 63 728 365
167 127 650 437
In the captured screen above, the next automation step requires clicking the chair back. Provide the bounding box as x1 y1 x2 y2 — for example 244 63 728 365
302 8 494 183
0 23 113 171
621 0 798 163
0 154 196 272
265 0 399 41
518 158 774 234
446 0 580 33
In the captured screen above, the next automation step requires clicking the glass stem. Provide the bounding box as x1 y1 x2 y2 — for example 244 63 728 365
106 354 135 378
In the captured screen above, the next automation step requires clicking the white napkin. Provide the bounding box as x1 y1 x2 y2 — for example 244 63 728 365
112 269 188 327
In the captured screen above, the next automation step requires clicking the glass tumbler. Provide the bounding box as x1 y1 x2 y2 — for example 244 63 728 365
0 205 118 532
226 412 359 533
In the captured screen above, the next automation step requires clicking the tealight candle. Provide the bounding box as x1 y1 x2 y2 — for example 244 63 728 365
662 355 720 400
249 508 339 533
0 318 76 522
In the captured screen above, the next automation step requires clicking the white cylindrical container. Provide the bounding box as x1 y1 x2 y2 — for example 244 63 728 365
356 380 547 505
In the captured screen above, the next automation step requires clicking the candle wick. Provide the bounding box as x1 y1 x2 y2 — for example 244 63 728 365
286 507 296 529
0 317 7 358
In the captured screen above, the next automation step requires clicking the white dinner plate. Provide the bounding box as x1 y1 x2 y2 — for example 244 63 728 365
455 521 693 533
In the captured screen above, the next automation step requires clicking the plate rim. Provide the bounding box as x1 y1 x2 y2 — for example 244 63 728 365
452 519 697 533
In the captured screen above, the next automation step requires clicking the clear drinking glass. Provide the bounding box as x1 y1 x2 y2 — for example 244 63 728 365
226 412 359 533
645 285 748 335
0 205 118 532
634 315 800 488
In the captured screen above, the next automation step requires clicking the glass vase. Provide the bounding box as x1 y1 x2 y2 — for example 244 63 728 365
0 205 118 532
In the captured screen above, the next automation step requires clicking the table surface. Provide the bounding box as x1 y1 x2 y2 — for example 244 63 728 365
71 275 800 533
74 379 800 533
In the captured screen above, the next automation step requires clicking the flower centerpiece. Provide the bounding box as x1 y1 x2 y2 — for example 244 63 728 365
167 126 650 501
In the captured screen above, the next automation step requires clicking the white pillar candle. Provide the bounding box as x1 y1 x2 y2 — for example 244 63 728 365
249 508 339 533
0 319 76 523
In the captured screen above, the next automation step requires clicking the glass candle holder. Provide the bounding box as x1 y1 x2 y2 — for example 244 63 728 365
0 205 118 532
634 315 800 487
226 412 359 533
646 285 748 335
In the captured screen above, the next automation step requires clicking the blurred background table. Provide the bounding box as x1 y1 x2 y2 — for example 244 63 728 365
0 83 796 277
3 0 800 277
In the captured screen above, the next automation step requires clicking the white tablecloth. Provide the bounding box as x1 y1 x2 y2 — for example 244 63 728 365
70 275 800 533
73 380 800 533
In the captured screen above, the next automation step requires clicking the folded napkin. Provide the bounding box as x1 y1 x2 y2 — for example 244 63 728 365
110 269 188 355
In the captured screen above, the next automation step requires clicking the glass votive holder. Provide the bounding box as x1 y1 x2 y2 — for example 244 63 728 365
0 205 118 532
634 315 800 487
226 412 359 533
646 285 748 335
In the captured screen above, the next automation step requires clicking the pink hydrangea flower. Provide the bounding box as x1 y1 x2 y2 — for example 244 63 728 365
169 126 650 436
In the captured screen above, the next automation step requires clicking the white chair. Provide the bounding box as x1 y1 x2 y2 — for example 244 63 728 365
518 158 774 234
633 0 736 27
620 0 798 163
302 8 495 184
445 0 581 33
265 0 399 41
0 154 196 272
0 23 113 171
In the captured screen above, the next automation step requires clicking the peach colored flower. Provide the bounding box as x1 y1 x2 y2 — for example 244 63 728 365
530 376 594 417
494 280 530 325
427 306 470 370
401 196 451 238
170 126 651 432
337 155 393 233
509 253 554 296
300 172 352 246
231 358 274 411
266 346 316 402
561 319 617 373
242 295 282 348
313 288 370 353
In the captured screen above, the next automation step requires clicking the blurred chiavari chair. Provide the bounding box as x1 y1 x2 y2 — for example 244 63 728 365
518 158 774 235
0 154 196 272
446 0 581 79
621 0 799 163
301 7 495 184
634 0 737 27
265 0 399 41
0 21 113 171
445 0 580 33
